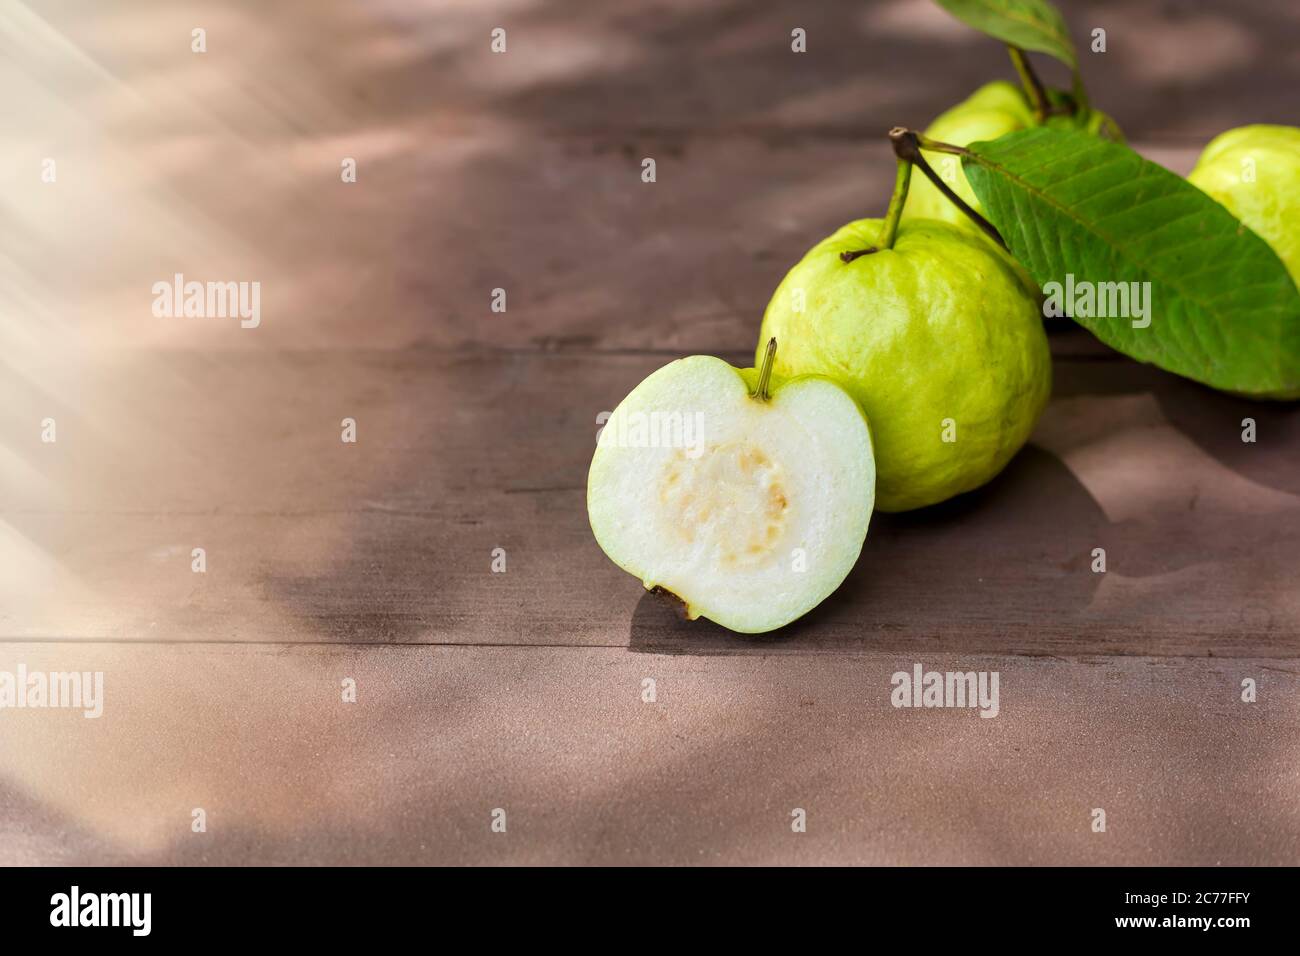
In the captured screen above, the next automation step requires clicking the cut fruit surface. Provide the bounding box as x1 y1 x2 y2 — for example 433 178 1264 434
587 354 874 634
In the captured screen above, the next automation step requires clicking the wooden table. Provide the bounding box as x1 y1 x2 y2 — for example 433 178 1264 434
2 0 1297 865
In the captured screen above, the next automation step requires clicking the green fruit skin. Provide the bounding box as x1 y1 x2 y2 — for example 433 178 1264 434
902 80 1123 235
1188 124 1300 284
1188 124 1300 401
757 218 1051 512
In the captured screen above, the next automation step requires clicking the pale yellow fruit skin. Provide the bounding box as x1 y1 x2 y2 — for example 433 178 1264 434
1188 125 1300 401
757 218 1051 512
903 81 1033 230
1188 124 1300 284
903 80 1123 235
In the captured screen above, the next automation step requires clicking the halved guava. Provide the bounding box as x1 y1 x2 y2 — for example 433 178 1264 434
587 352 874 634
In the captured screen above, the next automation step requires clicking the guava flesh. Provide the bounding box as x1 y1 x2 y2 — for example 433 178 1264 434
587 355 874 633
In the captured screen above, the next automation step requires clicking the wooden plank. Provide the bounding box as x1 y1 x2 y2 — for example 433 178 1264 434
5 347 1299 656
1 643 1294 865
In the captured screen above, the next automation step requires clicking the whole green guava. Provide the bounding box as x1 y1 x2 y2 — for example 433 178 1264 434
757 218 1051 512
902 80 1123 234
1188 124 1300 283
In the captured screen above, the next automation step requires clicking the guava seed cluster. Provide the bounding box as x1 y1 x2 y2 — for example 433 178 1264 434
657 442 791 568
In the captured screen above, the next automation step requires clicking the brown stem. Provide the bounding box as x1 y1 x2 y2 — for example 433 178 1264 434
1009 45 1077 119
839 247 877 263
888 128 1007 252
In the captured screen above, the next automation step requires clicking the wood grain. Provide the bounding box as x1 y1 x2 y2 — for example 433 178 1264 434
2 643 1295 865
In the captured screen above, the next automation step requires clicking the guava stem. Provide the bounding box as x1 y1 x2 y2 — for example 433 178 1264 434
888 128 1008 251
876 155 912 251
840 153 911 262
753 337 777 402
1008 46 1050 122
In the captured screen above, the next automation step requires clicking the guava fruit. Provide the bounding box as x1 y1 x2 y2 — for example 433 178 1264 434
757 218 1050 512
1188 124 1300 283
902 80 1123 233
587 347 875 634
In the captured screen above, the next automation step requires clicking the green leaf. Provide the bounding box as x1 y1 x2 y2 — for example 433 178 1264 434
959 127 1300 397
932 0 1077 70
